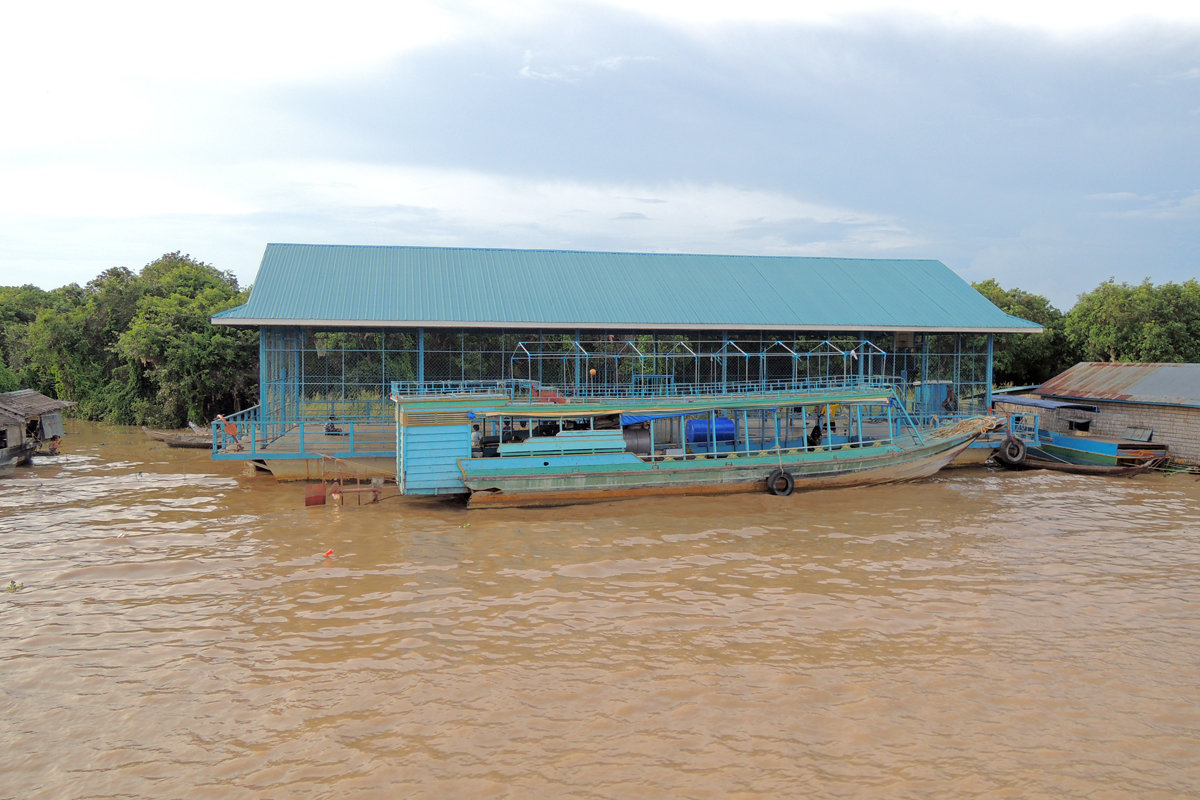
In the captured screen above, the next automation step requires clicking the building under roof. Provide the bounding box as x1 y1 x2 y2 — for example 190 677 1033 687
212 244 1042 334
1038 362 1200 410
204 244 1043 478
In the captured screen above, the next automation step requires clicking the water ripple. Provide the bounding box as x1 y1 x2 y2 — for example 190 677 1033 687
4 426 1200 798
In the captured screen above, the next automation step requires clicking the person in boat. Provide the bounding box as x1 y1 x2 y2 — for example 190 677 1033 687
325 415 342 434
808 421 823 448
471 424 482 448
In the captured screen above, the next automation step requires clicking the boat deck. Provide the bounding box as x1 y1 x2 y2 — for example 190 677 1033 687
216 419 397 460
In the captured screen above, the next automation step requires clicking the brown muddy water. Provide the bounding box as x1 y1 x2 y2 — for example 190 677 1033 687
3 421 1199 799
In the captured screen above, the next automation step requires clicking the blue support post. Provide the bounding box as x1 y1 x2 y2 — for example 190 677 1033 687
417 327 425 389
985 334 994 410
575 329 582 395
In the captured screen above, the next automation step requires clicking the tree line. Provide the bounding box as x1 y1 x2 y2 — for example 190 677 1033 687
1 252 1197 427
0 253 257 427
972 277 1200 387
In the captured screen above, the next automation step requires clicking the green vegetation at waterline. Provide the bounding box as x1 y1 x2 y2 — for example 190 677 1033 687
0 253 257 427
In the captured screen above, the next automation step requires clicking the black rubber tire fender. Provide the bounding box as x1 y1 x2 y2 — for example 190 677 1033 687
997 435 1027 466
766 469 795 497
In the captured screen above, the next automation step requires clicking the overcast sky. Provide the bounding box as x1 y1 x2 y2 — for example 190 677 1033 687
2 0 1197 310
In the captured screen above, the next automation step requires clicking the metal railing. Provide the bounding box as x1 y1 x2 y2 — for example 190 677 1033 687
211 404 397 461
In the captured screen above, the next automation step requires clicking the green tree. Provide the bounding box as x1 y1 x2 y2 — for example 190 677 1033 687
1065 278 1200 363
0 359 18 393
116 256 258 425
17 252 259 426
24 301 113 413
972 279 1075 385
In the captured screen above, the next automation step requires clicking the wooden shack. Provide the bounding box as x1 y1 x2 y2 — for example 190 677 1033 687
0 406 27 472
0 389 74 468
1034 362 1200 465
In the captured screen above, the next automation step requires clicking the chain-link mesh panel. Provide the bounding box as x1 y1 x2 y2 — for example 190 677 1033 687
259 326 997 418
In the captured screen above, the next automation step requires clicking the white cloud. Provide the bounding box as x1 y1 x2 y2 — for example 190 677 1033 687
1082 190 1200 220
605 0 1200 32
0 157 920 287
1 0 1196 306
1085 192 1144 202
238 160 915 251
3 1 465 85
0 163 254 218
519 51 657 82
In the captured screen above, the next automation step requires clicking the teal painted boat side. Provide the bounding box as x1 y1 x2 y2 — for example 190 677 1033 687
461 432 978 507
401 424 471 494
1035 430 1169 466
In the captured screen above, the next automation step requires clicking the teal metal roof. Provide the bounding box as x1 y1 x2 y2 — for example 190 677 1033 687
212 244 1041 333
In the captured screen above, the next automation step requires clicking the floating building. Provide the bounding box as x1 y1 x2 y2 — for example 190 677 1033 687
0 389 73 473
209 244 1041 484
1030 361 1200 465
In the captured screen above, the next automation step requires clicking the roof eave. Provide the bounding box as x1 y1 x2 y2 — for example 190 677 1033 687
212 317 1043 334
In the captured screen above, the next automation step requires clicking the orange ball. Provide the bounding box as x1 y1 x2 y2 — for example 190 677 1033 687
589 368 596 376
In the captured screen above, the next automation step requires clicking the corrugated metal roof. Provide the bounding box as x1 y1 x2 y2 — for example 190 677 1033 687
212 244 1042 333
0 389 74 418
1038 362 1200 408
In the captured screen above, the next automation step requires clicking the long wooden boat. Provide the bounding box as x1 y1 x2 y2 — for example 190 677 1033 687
991 396 1169 469
141 426 211 449
1034 433 1168 467
421 386 996 508
992 449 1164 476
462 429 981 507
990 430 1168 472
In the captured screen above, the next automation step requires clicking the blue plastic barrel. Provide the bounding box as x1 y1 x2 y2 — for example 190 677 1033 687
685 417 736 443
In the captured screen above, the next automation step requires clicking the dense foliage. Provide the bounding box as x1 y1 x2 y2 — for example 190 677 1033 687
971 279 1074 386
0 253 257 427
973 277 1200 386
1065 279 1200 364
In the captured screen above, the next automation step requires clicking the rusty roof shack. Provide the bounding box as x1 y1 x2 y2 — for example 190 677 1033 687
0 389 74 471
1036 362 1200 465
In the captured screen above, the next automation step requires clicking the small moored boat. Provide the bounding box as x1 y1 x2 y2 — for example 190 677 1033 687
141 426 212 449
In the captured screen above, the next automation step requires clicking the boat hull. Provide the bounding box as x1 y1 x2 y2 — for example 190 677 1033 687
258 456 397 482
463 432 977 508
1035 430 1167 467
141 427 212 449
995 453 1163 476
